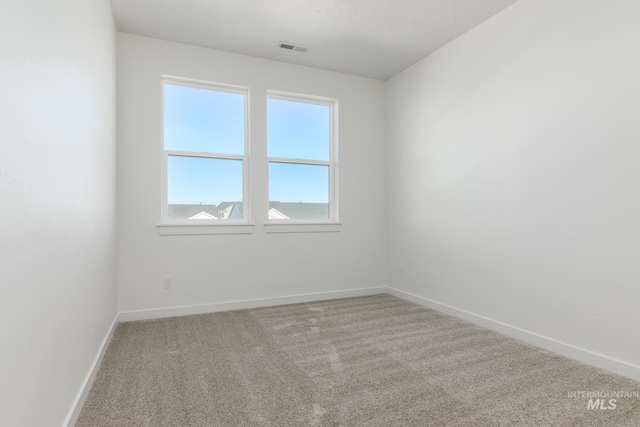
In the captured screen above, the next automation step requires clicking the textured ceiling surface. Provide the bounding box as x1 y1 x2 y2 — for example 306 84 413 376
111 0 519 80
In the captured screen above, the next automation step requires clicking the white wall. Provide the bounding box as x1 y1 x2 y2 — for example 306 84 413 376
387 0 640 378
117 34 387 315
0 1 117 426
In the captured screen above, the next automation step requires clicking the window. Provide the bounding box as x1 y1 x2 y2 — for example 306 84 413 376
158 79 340 235
161 77 249 226
267 92 338 223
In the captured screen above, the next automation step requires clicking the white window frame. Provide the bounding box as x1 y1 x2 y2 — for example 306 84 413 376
264 91 340 233
158 76 253 235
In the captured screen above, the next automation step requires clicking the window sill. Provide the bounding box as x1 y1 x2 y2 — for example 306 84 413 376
157 223 255 236
263 222 342 233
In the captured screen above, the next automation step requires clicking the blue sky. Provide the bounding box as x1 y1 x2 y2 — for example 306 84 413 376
164 83 330 205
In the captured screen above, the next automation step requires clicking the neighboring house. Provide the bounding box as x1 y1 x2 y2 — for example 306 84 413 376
217 201 328 220
216 202 243 219
168 204 218 220
168 201 328 220
268 208 289 219
188 211 217 220
268 201 329 220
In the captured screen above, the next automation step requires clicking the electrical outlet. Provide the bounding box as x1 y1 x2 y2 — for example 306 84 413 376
398 265 404 276
164 275 173 289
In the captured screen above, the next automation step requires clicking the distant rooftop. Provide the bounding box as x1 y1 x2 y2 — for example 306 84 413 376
168 204 218 219
168 201 328 220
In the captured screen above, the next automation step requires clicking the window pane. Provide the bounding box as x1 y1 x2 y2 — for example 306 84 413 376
267 98 330 161
167 155 243 220
268 162 329 220
164 83 245 155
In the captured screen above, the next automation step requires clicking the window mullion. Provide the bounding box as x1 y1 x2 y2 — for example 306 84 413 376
267 157 330 166
165 149 245 161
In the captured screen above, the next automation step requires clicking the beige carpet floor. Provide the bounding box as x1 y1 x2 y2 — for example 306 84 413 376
76 294 640 426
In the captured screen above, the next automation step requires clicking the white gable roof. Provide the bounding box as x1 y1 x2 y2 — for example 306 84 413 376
189 211 218 220
268 208 290 220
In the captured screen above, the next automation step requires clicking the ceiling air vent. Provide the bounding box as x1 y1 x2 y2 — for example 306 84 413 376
277 41 309 54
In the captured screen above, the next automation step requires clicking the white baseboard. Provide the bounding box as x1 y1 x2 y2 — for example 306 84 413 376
118 286 387 322
63 313 119 427
386 286 640 382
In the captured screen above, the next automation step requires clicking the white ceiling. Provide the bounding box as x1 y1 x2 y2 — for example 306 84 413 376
110 0 519 80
